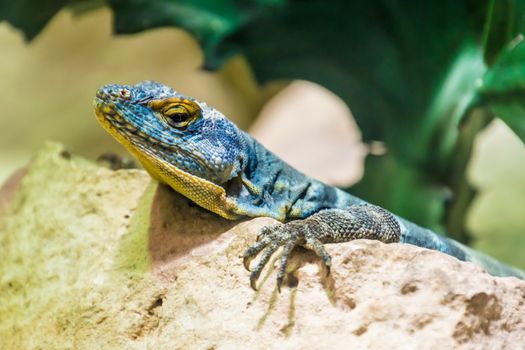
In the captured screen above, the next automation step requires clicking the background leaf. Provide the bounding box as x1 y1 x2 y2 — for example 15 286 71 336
108 0 245 61
479 39 525 141
0 0 104 40
481 0 525 65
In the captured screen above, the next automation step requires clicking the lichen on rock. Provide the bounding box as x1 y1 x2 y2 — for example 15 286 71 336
1 142 524 349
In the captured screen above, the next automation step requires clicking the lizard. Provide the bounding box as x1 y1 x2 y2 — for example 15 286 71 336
93 81 525 291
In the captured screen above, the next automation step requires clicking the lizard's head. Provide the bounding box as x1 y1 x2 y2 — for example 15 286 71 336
94 81 246 218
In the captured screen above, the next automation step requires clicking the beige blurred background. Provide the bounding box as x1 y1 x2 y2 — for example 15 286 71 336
0 7 364 187
0 7 524 266
0 8 264 181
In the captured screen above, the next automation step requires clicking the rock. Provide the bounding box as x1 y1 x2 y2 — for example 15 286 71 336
1 142 524 350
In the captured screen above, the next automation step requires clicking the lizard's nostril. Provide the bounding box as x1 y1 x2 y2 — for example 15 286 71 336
118 88 132 100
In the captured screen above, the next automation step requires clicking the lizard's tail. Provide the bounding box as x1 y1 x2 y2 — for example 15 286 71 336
399 220 525 279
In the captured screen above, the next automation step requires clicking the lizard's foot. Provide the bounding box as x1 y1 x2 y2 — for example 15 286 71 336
242 205 401 292
242 220 332 292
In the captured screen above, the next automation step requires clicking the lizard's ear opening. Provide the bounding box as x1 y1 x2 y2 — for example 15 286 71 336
148 97 202 130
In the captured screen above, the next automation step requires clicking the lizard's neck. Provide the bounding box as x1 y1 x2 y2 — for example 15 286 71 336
226 133 362 221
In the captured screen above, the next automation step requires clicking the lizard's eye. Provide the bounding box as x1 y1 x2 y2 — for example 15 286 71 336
163 105 194 128
149 98 202 130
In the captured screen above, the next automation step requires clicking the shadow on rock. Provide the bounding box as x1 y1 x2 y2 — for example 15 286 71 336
147 184 238 264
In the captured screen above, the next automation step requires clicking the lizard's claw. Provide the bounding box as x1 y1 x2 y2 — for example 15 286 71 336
243 255 253 271
243 223 283 272
242 220 332 292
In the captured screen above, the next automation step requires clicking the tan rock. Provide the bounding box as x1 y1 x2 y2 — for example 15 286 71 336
1 142 524 350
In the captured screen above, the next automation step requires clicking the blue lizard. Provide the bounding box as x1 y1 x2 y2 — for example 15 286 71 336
94 81 525 290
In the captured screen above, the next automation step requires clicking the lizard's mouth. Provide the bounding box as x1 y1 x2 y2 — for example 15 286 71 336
94 97 163 148
93 98 127 126
93 97 146 144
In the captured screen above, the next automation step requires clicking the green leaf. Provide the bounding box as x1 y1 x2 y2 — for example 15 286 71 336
217 1 483 153
0 0 103 40
106 0 245 61
479 39 525 141
0 0 66 39
422 43 486 171
482 0 525 65
353 43 489 234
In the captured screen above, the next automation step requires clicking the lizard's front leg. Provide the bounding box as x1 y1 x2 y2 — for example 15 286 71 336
242 204 401 291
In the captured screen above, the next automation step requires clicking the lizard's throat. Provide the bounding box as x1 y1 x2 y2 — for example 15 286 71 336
133 148 241 220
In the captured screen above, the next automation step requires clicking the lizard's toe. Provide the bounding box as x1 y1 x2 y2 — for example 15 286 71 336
248 242 281 290
276 241 295 292
243 223 283 271
242 235 272 271
243 223 303 291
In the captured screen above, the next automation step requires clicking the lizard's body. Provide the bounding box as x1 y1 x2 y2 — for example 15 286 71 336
94 81 524 289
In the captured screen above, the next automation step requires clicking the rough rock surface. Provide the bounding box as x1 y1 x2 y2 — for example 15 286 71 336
1 142 525 350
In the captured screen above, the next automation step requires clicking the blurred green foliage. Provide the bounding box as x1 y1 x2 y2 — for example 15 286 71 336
2 0 524 247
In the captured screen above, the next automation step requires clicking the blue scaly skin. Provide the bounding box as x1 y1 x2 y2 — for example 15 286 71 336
94 81 525 290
